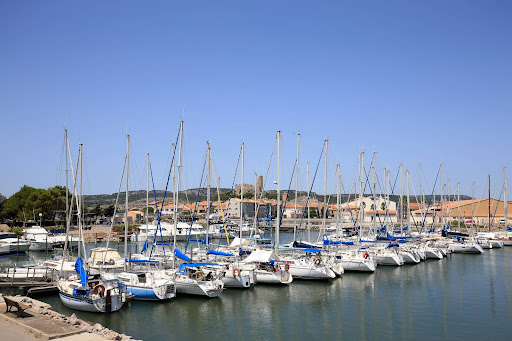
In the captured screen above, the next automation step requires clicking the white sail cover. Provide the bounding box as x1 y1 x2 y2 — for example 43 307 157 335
244 249 278 263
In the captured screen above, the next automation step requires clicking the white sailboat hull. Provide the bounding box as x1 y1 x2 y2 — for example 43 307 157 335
59 291 124 313
375 253 404 266
401 251 420 264
175 280 223 297
254 270 292 284
425 248 444 259
287 264 336 280
449 243 484 254
340 259 376 272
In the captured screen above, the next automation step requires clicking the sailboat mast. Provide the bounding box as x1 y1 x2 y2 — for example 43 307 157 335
64 130 69 238
294 134 300 240
372 153 376 235
419 163 424 211
505 168 508 229
206 142 211 246
488 174 491 232
440 162 444 229
125 135 130 258
321 139 328 238
307 162 311 243
240 142 244 241
172 142 177 269
63 130 70 259
457 182 461 231
359 152 364 239
383 168 387 228
253 172 257 235
146 153 149 241
406 170 411 231
471 182 475 231
336 164 341 239
275 131 281 256
175 121 184 267
386 169 391 227
78 144 83 260
400 163 403 235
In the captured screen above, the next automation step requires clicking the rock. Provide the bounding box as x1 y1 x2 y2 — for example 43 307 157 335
94 323 103 331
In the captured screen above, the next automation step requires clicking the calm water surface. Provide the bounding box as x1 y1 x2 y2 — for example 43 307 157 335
21 235 512 340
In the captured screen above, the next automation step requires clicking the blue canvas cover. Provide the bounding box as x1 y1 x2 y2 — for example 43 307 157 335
74 257 88 287
174 248 192 262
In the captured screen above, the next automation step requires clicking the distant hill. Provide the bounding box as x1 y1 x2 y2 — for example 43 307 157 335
83 189 473 207
83 188 232 207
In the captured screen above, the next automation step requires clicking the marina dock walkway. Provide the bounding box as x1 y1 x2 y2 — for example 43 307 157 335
0 297 105 340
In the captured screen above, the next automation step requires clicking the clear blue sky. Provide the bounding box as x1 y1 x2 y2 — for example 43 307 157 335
1 1 511 201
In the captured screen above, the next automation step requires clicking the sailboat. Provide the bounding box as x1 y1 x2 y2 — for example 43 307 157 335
57 144 126 313
447 182 483 254
240 131 293 284
204 142 253 288
166 122 225 297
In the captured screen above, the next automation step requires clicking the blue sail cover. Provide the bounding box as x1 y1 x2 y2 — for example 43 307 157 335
208 249 234 257
507 226 512 231
323 234 341 245
74 257 88 287
174 248 192 262
141 240 148 253
190 238 209 244
302 248 321 253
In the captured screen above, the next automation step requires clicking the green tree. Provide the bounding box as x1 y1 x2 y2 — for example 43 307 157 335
1 185 70 223
92 204 102 217
243 192 254 199
0 193 5 219
264 192 277 200
306 207 319 218
219 192 231 201
103 205 115 217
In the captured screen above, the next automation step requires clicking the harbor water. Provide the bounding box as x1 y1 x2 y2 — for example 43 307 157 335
15 232 507 341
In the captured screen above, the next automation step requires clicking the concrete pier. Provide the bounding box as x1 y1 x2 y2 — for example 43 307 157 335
0 295 133 340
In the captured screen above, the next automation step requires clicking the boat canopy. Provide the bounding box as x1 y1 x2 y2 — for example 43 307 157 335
177 262 218 274
89 248 121 261
174 248 192 262
244 249 277 263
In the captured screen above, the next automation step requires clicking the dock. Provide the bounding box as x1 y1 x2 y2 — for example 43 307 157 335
0 294 134 340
